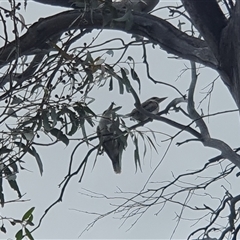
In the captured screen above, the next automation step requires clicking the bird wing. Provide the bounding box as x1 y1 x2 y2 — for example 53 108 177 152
97 104 127 174
141 99 159 114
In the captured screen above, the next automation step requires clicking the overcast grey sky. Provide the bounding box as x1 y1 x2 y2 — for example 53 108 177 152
1 1 240 239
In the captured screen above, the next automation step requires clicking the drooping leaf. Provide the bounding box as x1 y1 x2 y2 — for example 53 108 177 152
146 134 158 154
18 118 35 130
4 162 21 197
130 68 141 92
14 142 43 175
0 224 6 233
68 113 79 136
8 179 21 198
83 105 96 117
138 132 147 159
85 68 94 82
36 115 42 131
133 137 142 172
10 221 16 226
17 13 25 32
0 146 12 155
42 110 51 132
15 229 23 240
28 214 33 223
27 220 34 226
50 128 69 146
9 158 19 173
85 51 94 64
0 170 4 207
128 56 134 61
94 57 105 65
31 147 43 175
25 228 34 240
109 76 113 91
120 68 131 92
11 96 23 105
7 108 17 118
83 109 95 127
30 84 44 95
50 107 58 127
118 77 124 94
106 49 114 57
22 207 35 221
22 129 34 141
121 67 129 75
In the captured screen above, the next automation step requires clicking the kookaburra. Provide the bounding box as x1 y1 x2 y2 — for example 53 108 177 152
127 97 167 121
97 103 127 174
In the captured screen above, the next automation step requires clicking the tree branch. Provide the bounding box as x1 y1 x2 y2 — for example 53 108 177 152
0 9 217 69
181 0 227 59
188 61 240 169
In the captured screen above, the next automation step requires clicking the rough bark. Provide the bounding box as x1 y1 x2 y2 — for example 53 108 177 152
181 0 227 59
0 10 217 68
181 0 240 110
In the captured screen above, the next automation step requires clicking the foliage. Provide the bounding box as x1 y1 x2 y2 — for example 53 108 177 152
0 0 240 239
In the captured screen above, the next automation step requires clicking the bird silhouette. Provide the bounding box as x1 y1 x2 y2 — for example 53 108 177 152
127 97 167 121
97 103 127 174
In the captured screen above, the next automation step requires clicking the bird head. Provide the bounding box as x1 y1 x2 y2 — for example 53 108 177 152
150 97 167 103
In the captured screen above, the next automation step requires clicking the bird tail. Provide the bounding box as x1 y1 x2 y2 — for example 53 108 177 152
112 161 121 174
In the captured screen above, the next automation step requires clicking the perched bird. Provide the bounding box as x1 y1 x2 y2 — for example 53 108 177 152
97 103 127 174
127 97 167 121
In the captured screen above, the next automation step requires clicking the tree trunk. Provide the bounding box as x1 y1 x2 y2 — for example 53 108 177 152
182 0 240 110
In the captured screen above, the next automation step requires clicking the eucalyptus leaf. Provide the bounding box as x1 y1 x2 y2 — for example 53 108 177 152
15 229 23 240
31 147 43 175
22 207 35 221
130 68 141 92
50 128 69 146
106 49 114 57
25 228 34 240
146 135 158 154
23 130 34 141
0 224 6 233
133 137 142 172
8 178 21 198
0 172 4 207
0 146 12 155
118 77 124 94
109 76 113 91
42 110 51 132
9 159 18 173
68 113 79 136
30 84 44 95
11 96 23 105
7 108 17 118
120 68 131 92
14 142 43 175
50 107 58 127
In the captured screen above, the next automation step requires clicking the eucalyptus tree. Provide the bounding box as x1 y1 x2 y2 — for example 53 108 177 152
0 1 239 239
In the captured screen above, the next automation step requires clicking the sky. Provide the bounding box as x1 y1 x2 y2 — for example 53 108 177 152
1 1 240 239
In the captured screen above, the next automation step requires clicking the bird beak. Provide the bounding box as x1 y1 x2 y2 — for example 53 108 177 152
158 97 167 103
